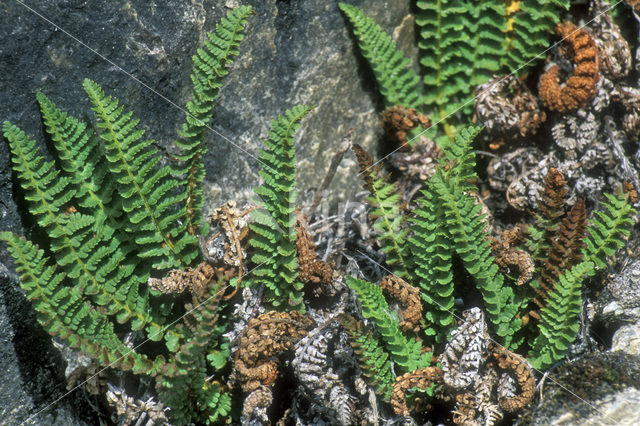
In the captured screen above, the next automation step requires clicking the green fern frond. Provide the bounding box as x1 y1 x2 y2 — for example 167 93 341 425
159 285 231 424
0 232 161 375
425 126 522 347
352 144 410 279
503 0 570 74
416 0 505 128
340 314 394 401
346 276 430 372
2 121 154 331
408 187 455 344
174 5 253 236
529 191 636 369
248 105 312 312
84 79 198 270
37 92 116 231
338 3 421 109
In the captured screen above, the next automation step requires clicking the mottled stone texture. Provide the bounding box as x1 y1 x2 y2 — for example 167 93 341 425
0 0 411 422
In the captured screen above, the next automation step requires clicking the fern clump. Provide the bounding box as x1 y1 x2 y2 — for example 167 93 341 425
340 2 570 138
1 5 253 424
247 105 313 312
529 191 636 369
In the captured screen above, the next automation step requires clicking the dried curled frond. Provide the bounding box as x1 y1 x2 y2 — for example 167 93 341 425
106 384 168 426
533 198 587 309
379 275 422 333
489 343 535 412
539 22 599 112
293 326 356 425
625 0 640 14
590 1 631 79
210 200 252 268
539 167 568 229
241 385 272 424
475 75 546 138
490 226 535 286
389 135 443 181
390 366 443 416
234 311 316 392
441 308 489 390
147 261 215 297
66 363 108 396
381 105 431 152
295 208 333 291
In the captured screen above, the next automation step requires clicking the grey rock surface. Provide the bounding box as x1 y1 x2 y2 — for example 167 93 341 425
517 352 640 426
0 0 411 422
595 258 640 326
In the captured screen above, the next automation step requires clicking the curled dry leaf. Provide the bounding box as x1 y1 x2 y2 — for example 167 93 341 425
539 22 599 113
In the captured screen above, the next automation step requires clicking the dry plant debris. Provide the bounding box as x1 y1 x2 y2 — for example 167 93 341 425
106 384 168 426
490 226 535 286
390 308 535 425
381 105 431 152
379 275 423 333
475 75 546 139
295 207 334 293
147 261 216 297
293 325 357 424
539 22 599 113
66 363 108 396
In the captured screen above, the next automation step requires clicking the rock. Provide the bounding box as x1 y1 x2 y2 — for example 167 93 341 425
516 352 640 425
612 324 640 356
595 259 640 326
0 264 94 425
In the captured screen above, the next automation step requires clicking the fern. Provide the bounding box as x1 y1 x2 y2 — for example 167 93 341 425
408 186 456 343
84 79 198 270
346 276 430 372
340 314 394 401
352 144 410 279
529 191 636 368
248 105 312 311
173 5 253 236
416 0 505 132
2 121 154 331
158 284 232 424
411 126 522 348
503 0 570 74
0 232 161 375
338 3 421 109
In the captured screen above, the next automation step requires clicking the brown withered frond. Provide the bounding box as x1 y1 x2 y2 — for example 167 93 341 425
379 275 423 333
234 311 315 393
539 22 599 112
490 226 535 286
391 366 443 416
623 181 639 204
539 168 568 225
489 343 535 413
533 198 587 309
352 143 379 193
381 105 431 152
147 261 216 297
295 208 333 292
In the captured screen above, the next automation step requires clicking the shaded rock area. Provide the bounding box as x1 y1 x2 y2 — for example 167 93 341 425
517 352 640 426
0 0 409 422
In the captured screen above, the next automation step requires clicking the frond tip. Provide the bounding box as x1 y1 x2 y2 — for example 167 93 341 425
339 3 422 108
